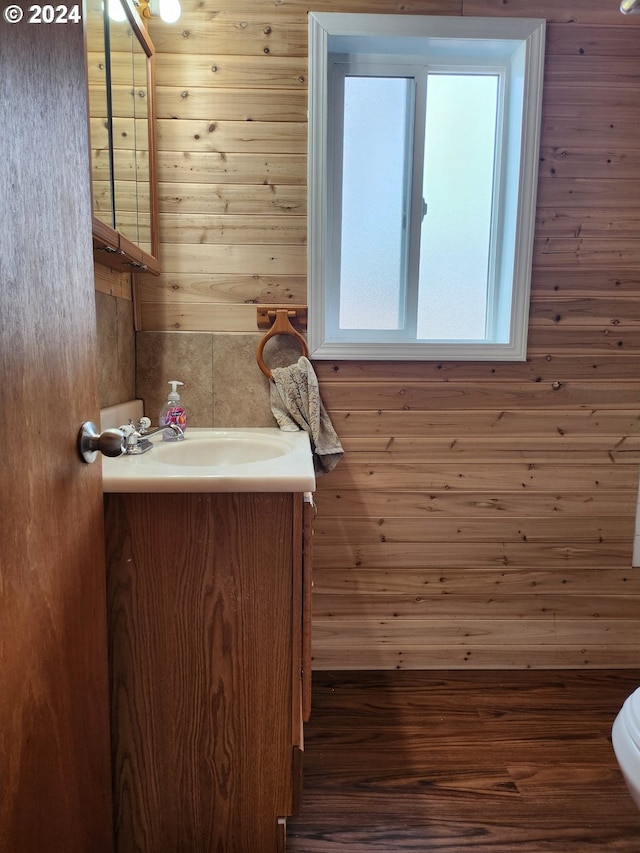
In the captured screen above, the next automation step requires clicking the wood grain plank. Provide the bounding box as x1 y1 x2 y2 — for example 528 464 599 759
463 0 640 25
154 55 308 90
536 269 640 294
318 445 639 464
157 118 307 155
157 153 307 186
93 262 132 300
314 514 636 544
530 295 640 325
544 54 640 87
318 380 639 412
313 490 638 519
526 324 640 352
535 208 640 237
158 213 306 245
321 461 637 493
313 356 640 381
151 243 306 275
312 619 639 647
542 82 640 113
333 435 640 456
540 116 640 149
158 182 306 213
137 272 306 305
156 0 461 16
313 408 640 438
150 17 308 58
544 23 640 57
312 646 640 669
311 567 640 597
313 539 634 569
536 177 640 209
140 301 288 332
537 146 640 180
155 86 308 122
313 593 639 620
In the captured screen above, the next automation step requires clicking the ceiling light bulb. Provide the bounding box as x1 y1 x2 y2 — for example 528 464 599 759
107 0 128 22
151 0 181 23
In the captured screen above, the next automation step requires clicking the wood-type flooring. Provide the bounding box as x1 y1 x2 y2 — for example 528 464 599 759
287 670 640 852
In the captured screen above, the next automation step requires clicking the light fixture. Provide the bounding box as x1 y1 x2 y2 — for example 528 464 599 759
137 0 181 23
620 0 640 13
107 0 128 22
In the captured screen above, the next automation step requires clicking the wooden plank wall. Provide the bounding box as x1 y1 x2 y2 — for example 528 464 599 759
94 263 132 300
139 0 640 669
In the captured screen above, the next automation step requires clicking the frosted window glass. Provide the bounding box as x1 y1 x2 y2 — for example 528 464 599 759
417 74 498 340
339 77 411 330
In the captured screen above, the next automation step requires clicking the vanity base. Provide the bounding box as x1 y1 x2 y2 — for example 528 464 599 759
105 491 309 852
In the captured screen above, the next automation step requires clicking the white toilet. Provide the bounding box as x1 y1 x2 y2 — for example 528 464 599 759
612 686 640 810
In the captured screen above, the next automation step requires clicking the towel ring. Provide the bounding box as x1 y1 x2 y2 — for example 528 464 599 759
256 308 309 379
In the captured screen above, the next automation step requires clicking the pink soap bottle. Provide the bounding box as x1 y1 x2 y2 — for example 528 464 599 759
159 380 187 441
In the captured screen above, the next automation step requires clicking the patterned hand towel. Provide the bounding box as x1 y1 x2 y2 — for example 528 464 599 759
270 356 344 475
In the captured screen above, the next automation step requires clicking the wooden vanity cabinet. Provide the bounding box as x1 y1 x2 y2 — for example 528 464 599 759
104 490 313 853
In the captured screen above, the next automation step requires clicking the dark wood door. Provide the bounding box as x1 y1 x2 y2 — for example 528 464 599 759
0 19 113 853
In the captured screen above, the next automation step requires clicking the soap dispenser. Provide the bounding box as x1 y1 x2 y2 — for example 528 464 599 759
159 380 187 441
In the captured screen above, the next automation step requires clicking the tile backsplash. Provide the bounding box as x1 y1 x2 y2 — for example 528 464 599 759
96 289 306 428
136 331 304 428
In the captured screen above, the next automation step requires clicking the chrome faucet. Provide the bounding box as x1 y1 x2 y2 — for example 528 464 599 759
118 419 184 454
142 424 184 440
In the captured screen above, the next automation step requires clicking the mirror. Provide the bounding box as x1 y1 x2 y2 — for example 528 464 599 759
86 0 159 273
86 0 113 227
131 41 152 254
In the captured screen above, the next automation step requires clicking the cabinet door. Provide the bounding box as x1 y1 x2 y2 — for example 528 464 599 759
106 492 296 852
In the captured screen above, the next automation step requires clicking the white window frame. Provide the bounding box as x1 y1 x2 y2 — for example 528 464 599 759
307 13 546 361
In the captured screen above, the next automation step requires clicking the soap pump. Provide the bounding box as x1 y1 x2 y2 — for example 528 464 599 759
159 380 187 441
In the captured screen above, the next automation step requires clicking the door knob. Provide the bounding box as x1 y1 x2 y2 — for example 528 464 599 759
78 421 126 464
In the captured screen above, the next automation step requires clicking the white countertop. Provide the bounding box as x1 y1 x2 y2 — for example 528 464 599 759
102 427 316 494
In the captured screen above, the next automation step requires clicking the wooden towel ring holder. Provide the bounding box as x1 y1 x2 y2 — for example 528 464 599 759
256 308 309 379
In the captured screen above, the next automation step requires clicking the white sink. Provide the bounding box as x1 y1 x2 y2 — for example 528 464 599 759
154 433 289 467
102 428 315 493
